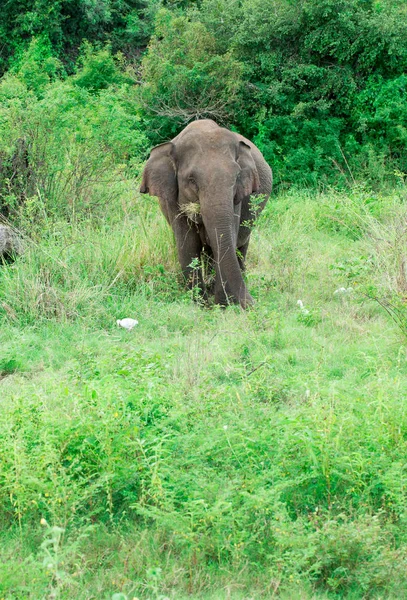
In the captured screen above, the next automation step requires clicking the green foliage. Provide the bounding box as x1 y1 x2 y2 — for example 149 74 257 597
3 1 407 596
10 37 64 95
2 187 407 596
0 0 158 75
2 0 407 185
354 74 407 164
227 0 407 185
153 0 407 186
0 44 148 220
140 8 243 141
74 43 128 93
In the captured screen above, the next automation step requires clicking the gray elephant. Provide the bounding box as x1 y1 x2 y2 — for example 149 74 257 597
140 119 272 308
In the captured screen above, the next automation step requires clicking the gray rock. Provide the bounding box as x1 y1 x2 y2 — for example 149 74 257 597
0 224 23 260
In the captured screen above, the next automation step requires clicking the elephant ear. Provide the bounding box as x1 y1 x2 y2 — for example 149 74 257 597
140 142 177 202
235 140 260 204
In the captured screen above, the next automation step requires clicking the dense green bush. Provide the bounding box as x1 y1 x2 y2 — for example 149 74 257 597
140 8 243 141
1 0 407 190
0 45 148 221
139 0 407 185
0 0 157 75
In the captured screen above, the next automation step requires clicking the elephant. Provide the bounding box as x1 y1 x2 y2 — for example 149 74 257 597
140 119 272 308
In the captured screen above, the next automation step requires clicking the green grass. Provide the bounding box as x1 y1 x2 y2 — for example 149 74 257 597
2 186 407 598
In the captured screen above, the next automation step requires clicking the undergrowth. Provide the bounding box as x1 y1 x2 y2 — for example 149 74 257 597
2 186 407 598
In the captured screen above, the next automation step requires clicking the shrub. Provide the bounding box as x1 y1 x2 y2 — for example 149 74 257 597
0 45 148 222
140 8 243 142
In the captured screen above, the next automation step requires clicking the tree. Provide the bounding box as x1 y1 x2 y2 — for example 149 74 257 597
140 8 243 141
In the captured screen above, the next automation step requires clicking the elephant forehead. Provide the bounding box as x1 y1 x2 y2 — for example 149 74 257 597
177 130 236 155
178 150 240 183
180 162 240 187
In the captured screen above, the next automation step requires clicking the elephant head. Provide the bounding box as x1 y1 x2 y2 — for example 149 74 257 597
140 120 272 308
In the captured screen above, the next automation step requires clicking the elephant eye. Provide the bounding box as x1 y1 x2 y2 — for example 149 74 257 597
188 175 198 190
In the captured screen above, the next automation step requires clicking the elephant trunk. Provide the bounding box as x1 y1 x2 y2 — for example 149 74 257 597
200 194 253 308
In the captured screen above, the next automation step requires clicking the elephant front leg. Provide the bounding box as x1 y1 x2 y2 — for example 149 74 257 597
213 265 230 306
213 262 254 307
237 239 250 271
237 224 252 271
172 216 207 298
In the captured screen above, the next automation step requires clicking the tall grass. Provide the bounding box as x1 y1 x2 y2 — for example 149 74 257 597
2 184 407 598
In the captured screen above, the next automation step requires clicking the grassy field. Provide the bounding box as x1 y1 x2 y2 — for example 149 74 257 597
2 185 407 599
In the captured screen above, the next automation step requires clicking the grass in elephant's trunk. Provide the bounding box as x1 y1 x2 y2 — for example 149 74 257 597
179 202 201 220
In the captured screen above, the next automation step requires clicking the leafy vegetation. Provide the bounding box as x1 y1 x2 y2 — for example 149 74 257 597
1 0 407 186
0 0 156 75
141 0 407 185
3 186 407 597
2 0 407 597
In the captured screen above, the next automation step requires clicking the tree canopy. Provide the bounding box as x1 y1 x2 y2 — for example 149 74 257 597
1 0 407 186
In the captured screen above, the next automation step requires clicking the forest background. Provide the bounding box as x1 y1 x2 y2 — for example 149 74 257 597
1 0 407 201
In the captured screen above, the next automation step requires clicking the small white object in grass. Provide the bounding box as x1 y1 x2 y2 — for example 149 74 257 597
117 318 139 331
334 287 353 296
297 299 309 315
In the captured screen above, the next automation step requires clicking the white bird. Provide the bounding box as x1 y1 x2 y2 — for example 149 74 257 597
117 318 138 331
